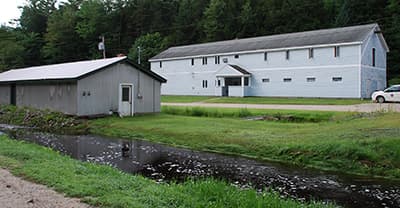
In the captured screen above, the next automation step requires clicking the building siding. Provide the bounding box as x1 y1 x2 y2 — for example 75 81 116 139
0 85 10 105
14 83 77 114
77 62 161 116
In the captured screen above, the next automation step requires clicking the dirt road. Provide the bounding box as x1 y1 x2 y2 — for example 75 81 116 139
0 169 91 208
162 102 400 112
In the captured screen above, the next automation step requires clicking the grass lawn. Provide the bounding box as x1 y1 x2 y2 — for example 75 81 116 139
161 95 370 105
0 136 332 208
91 107 400 179
161 95 214 103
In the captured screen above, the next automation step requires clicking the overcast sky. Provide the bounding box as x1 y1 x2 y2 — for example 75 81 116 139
0 0 26 25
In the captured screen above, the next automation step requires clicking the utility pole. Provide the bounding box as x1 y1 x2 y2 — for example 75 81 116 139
137 46 141 65
98 36 106 59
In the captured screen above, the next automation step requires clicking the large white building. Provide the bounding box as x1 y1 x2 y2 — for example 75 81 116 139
150 23 389 98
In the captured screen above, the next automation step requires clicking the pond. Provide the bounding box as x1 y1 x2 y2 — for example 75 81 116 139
0 124 399 208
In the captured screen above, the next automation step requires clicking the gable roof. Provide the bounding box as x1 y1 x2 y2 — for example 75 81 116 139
151 23 384 61
0 57 166 83
229 65 251 75
216 64 251 77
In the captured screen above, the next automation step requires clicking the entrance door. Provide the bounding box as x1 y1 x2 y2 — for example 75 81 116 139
10 84 16 105
119 84 133 116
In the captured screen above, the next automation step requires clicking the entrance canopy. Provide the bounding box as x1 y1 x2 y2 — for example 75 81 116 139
215 64 251 78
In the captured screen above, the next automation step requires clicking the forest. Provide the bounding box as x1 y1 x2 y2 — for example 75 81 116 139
0 0 399 83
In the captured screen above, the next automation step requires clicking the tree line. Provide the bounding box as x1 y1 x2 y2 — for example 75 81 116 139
0 0 399 83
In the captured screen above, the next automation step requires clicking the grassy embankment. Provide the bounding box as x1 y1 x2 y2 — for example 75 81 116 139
0 135 332 208
91 106 400 179
161 95 370 105
0 105 88 134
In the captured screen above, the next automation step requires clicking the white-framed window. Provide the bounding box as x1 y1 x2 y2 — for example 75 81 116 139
264 52 268 61
159 61 162 68
306 77 316 82
215 56 220 64
286 50 290 60
309 48 314 59
222 58 228 63
191 58 194 66
234 54 239 59
202 80 208 88
332 77 342 82
283 78 292 82
262 78 270 83
202 57 208 65
334 46 340 57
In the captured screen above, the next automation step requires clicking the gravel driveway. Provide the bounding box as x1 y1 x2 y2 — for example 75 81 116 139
162 102 400 112
0 169 92 208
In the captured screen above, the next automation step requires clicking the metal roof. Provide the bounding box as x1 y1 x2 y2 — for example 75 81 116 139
151 23 381 61
0 57 166 83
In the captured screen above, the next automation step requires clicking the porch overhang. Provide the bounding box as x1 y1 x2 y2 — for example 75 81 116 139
215 64 251 78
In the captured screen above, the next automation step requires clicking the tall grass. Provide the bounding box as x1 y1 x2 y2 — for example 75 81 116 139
161 106 335 122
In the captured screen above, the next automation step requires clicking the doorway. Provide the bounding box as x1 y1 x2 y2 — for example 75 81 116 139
10 84 16 105
119 84 134 116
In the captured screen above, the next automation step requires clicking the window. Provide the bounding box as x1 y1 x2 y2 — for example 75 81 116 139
234 54 239 59
262 78 270 83
283 78 292 82
191 58 194 66
202 57 208 65
223 58 228 63
334 46 340 57
202 80 208 88
159 61 162 68
306 77 316 82
122 87 130 102
217 80 221 86
372 48 376 67
286 50 290 60
215 56 220 64
309 48 314 59
264 52 268 61
384 86 400 93
332 77 342 82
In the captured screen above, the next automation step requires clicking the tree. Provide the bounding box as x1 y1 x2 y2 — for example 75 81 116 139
0 27 25 71
202 0 230 41
42 2 87 63
128 32 168 69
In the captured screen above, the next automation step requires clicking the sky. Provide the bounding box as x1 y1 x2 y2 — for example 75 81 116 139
0 0 26 26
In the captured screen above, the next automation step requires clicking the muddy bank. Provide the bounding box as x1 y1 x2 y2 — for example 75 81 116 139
1 125 399 208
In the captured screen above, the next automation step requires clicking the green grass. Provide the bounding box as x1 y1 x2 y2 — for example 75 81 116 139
161 106 346 122
161 95 214 103
161 95 370 105
0 136 332 208
91 110 400 179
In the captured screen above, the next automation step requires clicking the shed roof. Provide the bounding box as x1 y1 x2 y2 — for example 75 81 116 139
0 57 166 83
151 23 384 61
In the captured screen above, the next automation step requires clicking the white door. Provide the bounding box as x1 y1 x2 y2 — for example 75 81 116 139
119 85 133 116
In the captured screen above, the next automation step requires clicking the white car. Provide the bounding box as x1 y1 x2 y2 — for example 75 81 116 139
371 85 400 103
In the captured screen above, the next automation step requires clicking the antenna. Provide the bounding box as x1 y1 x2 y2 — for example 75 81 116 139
137 46 141 64
98 36 106 59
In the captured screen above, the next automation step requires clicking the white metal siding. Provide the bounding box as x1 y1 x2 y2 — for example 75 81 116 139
152 44 364 98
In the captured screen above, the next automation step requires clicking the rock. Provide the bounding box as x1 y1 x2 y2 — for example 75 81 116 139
27 199 34 204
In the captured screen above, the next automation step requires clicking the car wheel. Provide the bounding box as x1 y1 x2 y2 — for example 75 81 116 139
376 96 385 103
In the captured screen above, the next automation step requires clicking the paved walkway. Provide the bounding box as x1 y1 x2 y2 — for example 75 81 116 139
162 102 400 112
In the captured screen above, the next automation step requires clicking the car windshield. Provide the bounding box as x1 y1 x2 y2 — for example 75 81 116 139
384 86 400 92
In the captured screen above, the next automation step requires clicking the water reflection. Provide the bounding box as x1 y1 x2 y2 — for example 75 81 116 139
1 127 399 208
